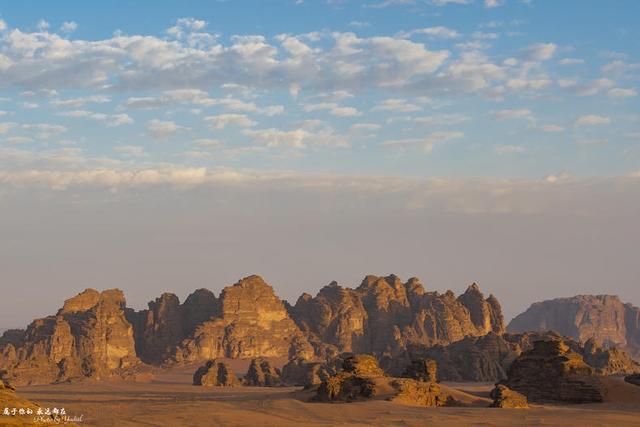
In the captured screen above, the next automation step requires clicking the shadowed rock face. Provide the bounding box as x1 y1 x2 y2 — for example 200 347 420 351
508 295 640 359
0 289 140 386
244 358 282 387
502 339 606 403
289 276 504 359
193 360 240 387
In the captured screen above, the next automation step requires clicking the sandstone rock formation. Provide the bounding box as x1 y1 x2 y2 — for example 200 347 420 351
289 276 504 361
489 384 529 408
0 289 140 385
389 379 445 407
502 339 606 403
244 358 282 387
508 295 640 359
281 358 332 387
314 354 385 402
401 358 437 382
175 276 314 363
193 360 240 387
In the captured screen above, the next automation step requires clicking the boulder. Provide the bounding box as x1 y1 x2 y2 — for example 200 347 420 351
193 360 240 387
244 358 281 387
341 354 385 378
489 384 529 408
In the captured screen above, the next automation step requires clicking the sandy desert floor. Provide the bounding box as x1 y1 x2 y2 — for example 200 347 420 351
12 366 640 427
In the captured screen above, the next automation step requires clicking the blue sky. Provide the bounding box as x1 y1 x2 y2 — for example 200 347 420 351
0 0 638 180
1 1 640 326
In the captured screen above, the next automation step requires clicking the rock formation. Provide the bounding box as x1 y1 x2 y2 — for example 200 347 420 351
289 276 504 360
281 358 332 387
244 358 282 387
502 339 606 403
389 379 446 407
489 384 529 408
415 331 639 382
625 374 640 387
508 295 640 359
0 289 141 385
175 276 314 363
314 354 384 402
193 360 240 387
401 358 437 382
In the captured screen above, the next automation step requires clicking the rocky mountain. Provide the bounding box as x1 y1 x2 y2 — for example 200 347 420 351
508 295 640 359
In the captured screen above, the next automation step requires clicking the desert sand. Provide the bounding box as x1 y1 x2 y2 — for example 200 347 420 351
9 366 639 427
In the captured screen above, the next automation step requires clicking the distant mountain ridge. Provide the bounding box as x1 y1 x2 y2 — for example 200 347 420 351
508 295 640 359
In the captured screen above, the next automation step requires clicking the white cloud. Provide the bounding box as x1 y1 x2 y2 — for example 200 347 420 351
60 22 77 34
21 123 68 139
51 95 111 108
0 122 17 133
410 27 460 39
489 109 534 121
56 110 133 127
608 88 637 99
574 115 610 127
114 145 146 157
382 131 463 151
484 0 504 7
575 138 608 145
36 19 50 32
558 58 584 65
371 98 421 113
521 43 557 62
204 114 257 130
412 114 469 127
540 124 564 132
302 102 361 117
495 145 525 154
147 119 188 138
243 128 309 148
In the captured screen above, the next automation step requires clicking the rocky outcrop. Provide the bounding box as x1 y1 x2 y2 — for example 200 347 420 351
176 276 314 363
508 295 640 359
502 339 606 403
193 360 240 387
389 379 446 407
490 384 529 408
0 289 141 385
625 374 640 387
314 354 385 402
244 358 282 387
290 276 505 360
402 358 437 382
582 337 640 375
281 358 332 387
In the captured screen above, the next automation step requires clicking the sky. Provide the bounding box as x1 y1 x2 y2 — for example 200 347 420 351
0 0 639 328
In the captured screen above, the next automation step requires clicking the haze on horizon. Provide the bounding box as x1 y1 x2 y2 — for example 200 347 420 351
0 0 639 328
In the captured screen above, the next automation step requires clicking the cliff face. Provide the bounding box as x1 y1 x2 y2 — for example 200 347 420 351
508 295 640 359
0 289 140 385
289 275 504 359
